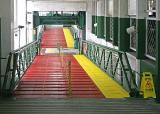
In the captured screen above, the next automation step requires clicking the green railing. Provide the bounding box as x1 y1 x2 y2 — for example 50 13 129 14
1 25 44 96
81 40 139 96
1 40 40 95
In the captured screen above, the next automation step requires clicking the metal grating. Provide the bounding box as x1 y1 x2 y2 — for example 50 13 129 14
110 17 114 40
130 18 136 51
146 19 156 59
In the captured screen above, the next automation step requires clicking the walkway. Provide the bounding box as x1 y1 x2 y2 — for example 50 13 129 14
14 55 104 98
14 26 129 99
41 27 67 48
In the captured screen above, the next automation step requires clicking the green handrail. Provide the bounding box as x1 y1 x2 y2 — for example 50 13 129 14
1 25 44 96
2 40 40 95
81 40 139 97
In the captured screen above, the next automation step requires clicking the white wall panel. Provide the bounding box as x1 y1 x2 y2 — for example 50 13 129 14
108 0 113 16
128 0 136 15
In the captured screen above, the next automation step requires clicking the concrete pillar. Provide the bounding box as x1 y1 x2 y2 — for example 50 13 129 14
95 1 98 35
136 0 147 59
0 0 14 76
86 0 92 40
97 0 105 39
156 0 160 102
91 0 96 34
111 0 118 45
105 0 110 41
118 0 130 51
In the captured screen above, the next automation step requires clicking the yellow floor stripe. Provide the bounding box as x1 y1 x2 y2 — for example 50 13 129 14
74 55 129 98
63 28 74 48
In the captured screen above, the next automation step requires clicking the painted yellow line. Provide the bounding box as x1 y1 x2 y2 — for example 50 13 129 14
63 28 74 48
74 55 129 98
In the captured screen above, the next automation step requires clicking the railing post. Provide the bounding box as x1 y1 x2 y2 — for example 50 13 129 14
80 39 83 54
9 53 18 94
124 53 137 89
2 53 12 93
68 61 72 97
118 53 131 91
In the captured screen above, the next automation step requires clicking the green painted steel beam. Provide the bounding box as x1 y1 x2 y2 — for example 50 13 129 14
78 11 86 29
39 16 78 20
113 17 118 46
105 17 110 41
156 20 160 102
118 18 130 51
40 20 77 25
33 11 40 28
95 16 98 36
136 19 146 59
97 16 104 39
92 15 96 34
33 13 79 27
0 18 1 90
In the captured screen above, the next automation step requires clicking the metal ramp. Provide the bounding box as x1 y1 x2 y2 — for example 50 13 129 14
41 27 67 48
14 55 104 98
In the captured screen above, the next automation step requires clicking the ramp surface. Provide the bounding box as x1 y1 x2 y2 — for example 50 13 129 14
74 55 129 98
63 28 74 48
14 55 104 98
41 27 67 48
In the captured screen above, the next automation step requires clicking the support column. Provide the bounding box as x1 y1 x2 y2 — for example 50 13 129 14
111 0 119 46
0 0 14 76
79 11 85 29
136 0 147 59
86 0 92 37
91 1 96 34
0 18 1 89
118 0 130 51
105 0 110 41
33 11 40 28
97 0 105 39
156 0 160 102
95 1 98 36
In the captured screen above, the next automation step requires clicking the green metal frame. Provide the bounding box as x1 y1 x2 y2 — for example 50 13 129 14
0 18 1 90
1 26 44 96
78 11 86 29
81 40 139 96
39 16 78 25
156 20 160 102
33 11 80 28
2 40 40 95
